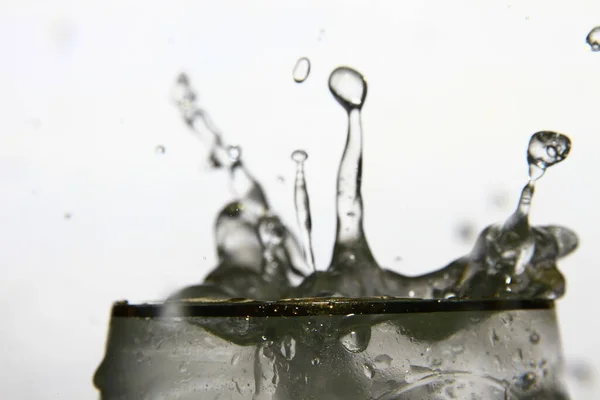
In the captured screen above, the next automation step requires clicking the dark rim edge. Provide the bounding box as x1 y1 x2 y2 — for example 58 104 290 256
111 298 554 318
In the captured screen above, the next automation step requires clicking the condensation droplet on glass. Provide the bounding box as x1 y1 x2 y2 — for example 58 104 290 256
292 57 311 83
363 363 375 379
586 26 600 51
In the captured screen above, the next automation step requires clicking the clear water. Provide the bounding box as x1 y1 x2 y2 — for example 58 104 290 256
169 66 578 302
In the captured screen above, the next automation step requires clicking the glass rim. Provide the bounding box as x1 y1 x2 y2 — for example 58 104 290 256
110 297 554 318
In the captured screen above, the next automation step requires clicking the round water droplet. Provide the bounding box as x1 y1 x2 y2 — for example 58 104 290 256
292 57 311 83
291 149 308 163
527 131 571 179
311 356 320 366
529 331 540 344
339 326 371 353
586 26 600 51
155 145 166 155
328 67 367 111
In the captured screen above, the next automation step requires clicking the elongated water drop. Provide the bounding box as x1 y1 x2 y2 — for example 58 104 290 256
328 66 377 270
292 150 316 272
501 131 571 276
292 57 311 83
586 26 600 51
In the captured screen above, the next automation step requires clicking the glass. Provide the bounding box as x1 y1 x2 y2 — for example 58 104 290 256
95 298 567 399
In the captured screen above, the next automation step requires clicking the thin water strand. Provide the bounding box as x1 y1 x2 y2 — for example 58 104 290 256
292 150 316 272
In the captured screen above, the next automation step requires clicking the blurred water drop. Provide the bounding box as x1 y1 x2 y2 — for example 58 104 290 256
155 145 166 155
519 372 537 391
63 212 72 220
292 57 311 83
586 26 600 51
529 331 540 344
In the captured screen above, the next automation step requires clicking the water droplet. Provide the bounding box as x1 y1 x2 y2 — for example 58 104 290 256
363 363 375 379
529 331 540 344
519 372 537 391
279 336 296 361
311 357 320 365
292 57 311 83
328 67 367 111
155 145 166 155
527 131 571 180
291 149 308 163
339 326 371 353
231 353 241 365
586 26 600 51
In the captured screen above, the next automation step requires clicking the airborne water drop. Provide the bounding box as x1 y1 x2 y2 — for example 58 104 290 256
586 26 600 51
292 57 311 83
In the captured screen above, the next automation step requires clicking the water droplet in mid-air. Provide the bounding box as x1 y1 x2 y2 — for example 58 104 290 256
292 57 311 83
586 26 600 51
291 150 308 163
527 131 571 181
328 67 367 111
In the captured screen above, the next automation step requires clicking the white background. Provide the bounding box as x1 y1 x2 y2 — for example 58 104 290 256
1 0 599 398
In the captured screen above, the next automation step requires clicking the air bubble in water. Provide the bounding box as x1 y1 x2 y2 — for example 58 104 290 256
328 67 367 111
527 131 571 181
292 57 311 83
586 26 600 51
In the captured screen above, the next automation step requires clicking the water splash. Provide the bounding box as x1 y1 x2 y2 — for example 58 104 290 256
170 68 577 302
292 57 311 83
